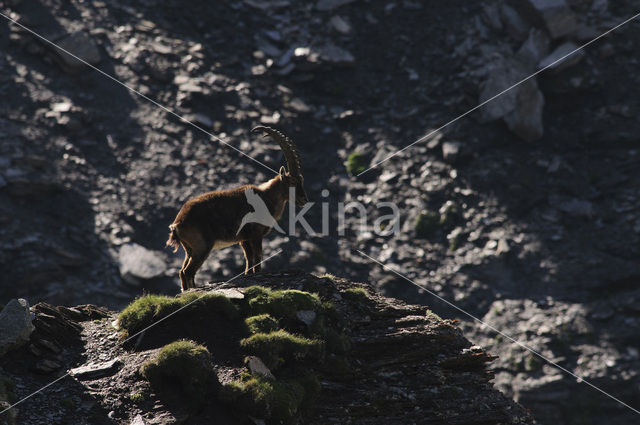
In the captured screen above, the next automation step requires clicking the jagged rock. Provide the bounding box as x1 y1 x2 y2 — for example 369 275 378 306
503 76 544 141
500 4 530 41
0 299 35 357
130 414 147 425
519 0 579 39
479 56 544 141
245 356 275 379
54 31 101 72
70 358 122 380
119 243 167 285
316 0 356 11
538 41 585 72
516 29 550 70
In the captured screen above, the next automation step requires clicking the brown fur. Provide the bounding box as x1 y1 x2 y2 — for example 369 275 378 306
166 170 307 291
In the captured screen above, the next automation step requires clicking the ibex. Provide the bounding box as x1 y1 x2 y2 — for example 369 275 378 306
166 126 308 291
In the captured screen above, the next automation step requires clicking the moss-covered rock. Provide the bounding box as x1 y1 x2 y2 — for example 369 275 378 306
140 340 219 408
220 372 320 424
118 292 239 335
240 330 324 370
245 314 279 334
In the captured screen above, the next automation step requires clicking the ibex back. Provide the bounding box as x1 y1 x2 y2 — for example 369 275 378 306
166 126 308 291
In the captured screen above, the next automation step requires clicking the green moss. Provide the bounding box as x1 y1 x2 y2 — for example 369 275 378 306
245 314 279 334
415 210 439 238
245 287 322 322
140 340 217 408
346 152 366 176
318 273 336 281
220 373 319 424
343 287 370 303
129 392 145 404
240 330 323 370
118 292 238 335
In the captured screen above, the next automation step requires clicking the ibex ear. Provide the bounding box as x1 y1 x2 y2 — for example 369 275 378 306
279 166 286 178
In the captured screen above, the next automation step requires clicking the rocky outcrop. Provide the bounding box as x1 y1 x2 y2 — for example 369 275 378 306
0 272 533 424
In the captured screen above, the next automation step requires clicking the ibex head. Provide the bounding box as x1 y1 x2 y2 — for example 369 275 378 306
252 126 309 206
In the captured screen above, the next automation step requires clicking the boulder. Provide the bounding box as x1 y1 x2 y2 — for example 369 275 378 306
503 77 545 142
54 31 101 72
479 56 545 141
0 299 35 357
538 41 585 72
500 4 531 41
119 243 167 285
519 0 579 39
516 29 550 71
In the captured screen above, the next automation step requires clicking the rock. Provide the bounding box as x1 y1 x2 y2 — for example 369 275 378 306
70 358 122 380
193 113 213 128
442 141 462 163
478 57 522 122
209 288 245 299
481 2 503 31
516 29 550 71
330 15 352 34
130 415 147 425
556 198 593 217
317 44 355 65
296 310 317 326
119 243 167 285
245 356 275 379
316 0 356 11
503 76 544 141
538 42 585 72
0 175 6 188
54 32 101 72
500 4 530 41
288 98 311 113
0 299 35 357
479 57 544 141
520 0 579 39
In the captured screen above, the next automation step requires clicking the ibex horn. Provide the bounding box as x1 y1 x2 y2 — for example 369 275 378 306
252 126 302 177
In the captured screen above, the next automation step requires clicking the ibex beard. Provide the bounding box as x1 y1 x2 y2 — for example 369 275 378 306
166 126 308 292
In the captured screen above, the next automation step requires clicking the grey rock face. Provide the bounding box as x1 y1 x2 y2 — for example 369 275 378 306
0 299 35 358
